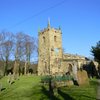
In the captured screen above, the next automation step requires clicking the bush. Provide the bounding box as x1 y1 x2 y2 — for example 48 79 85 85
41 75 52 83
41 75 73 84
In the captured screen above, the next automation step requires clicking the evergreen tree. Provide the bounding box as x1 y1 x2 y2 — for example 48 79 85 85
91 41 100 64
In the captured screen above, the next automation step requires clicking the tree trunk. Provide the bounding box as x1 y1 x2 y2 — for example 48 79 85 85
13 60 19 79
24 62 27 75
4 60 8 76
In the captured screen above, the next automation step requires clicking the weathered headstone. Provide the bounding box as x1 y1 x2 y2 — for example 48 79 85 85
66 80 74 86
7 73 11 84
77 70 89 85
7 73 14 84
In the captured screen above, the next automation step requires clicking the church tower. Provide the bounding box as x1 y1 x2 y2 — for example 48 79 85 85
38 20 63 75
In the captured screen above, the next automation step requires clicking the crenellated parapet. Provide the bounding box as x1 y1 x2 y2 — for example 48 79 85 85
38 27 62 36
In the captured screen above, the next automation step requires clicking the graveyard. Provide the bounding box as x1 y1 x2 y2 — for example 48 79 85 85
0 0 100 100
0 23 99 99
0 75 98 100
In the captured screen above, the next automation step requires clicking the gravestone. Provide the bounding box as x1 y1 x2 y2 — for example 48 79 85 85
77 70 89 85
7 73 11 83
66 80 74 86
7 73 14 84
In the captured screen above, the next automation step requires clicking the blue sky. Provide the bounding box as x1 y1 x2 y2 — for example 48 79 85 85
0 0 100 58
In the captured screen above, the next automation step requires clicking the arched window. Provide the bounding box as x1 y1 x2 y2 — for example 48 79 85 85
54 36 57 42
43 36 45 43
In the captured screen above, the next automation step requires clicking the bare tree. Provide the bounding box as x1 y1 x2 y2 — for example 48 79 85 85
24 34 36 74
13 32 25 76
0 31 37 76
0 31 14 75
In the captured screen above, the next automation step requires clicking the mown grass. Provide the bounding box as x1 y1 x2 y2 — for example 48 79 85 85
57 78 98 100
58 85 96 100
0 75 98 100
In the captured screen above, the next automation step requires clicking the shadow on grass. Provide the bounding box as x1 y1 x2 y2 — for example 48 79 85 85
41 86 60 100
1 88 6 91
41 86 76 100
82 95 96 100
58 89 75 100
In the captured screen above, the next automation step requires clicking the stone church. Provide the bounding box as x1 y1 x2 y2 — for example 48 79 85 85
38 21 87 76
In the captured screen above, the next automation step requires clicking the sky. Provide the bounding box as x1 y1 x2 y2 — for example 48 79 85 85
0 0 100 58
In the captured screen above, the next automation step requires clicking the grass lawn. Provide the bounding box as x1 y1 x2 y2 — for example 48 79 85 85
0 75 98 100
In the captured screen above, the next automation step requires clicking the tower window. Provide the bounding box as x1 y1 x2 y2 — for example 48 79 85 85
54 36 57 42
43 36 45 43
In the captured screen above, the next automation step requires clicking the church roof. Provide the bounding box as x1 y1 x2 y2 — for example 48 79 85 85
63 53 86 60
